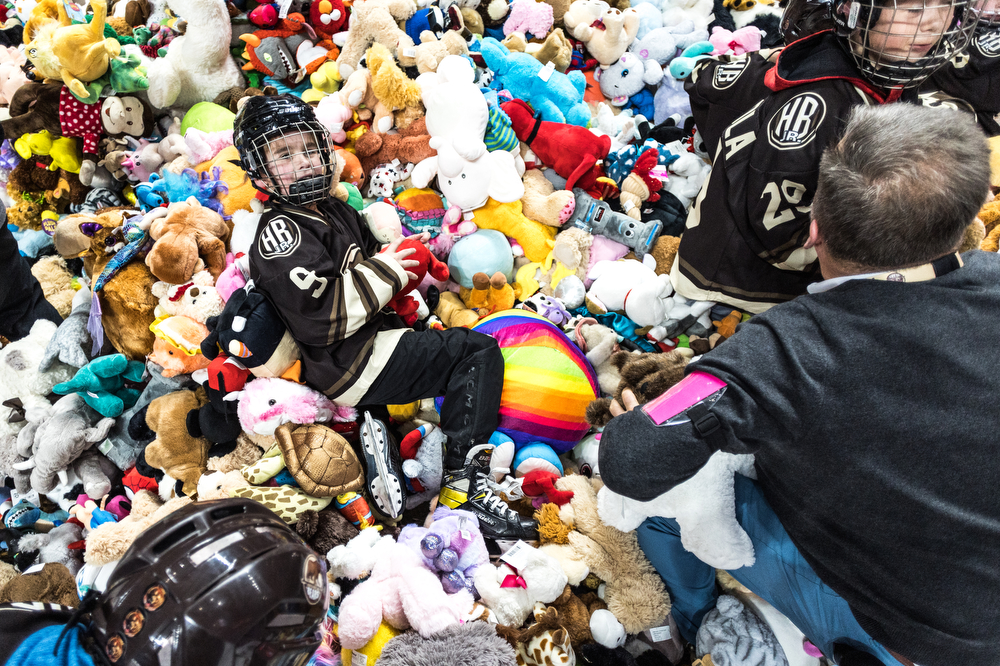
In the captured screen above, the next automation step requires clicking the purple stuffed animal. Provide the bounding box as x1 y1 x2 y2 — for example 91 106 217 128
398 506 490 596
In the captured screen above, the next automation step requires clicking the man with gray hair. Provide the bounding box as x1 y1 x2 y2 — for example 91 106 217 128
598 103 999 666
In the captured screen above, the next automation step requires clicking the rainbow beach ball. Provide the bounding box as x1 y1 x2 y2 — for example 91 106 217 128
473 310 598 453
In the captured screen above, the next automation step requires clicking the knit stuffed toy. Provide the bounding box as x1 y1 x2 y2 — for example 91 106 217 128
501 99 611 194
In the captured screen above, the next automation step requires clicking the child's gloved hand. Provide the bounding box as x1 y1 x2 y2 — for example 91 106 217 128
384 233 430 281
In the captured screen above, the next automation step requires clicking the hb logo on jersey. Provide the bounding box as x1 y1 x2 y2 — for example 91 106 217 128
976 31 1000 58
713 60 749 90
258 218 301 259
767 92 827 150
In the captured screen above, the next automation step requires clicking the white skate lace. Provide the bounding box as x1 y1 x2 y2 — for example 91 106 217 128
474 472 521 520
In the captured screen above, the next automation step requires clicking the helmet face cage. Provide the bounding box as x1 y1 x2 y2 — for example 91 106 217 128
975 0 1000 29
835 0 979 88
244 122 334 207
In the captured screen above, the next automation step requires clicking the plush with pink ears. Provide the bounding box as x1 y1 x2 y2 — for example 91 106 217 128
337 539 474 650
237 377 357 436
708 25 763 56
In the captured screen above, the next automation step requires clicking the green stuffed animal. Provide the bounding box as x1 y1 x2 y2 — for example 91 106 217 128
52 353 146 417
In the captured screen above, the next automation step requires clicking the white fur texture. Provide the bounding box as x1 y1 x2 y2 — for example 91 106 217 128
597 452 758 569
144 0 245 109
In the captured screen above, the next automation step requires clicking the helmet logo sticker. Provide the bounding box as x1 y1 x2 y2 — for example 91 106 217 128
767 93 827 150
258 218 301 259
713 60 750 90
106 634 126 663
143 584 167 612
302 554 324 605
123 608 145 638
976 31 1000 57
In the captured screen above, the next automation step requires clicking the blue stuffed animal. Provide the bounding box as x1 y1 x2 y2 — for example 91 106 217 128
52 353 146 418
479 38 591 127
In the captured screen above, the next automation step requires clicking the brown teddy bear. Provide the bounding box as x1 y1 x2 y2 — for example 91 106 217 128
624 234 680 275
79 207 158 359
143 387 212 497
397 30 470 74
6 155 61 202
433 291 480 329
585 349 689 427
335 0 418 77
295 508 360 556
354 117 436 179
521 168 576 227
146 198 232 286
546 584 609 648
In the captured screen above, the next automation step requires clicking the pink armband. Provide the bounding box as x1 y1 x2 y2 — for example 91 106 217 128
643 371 728 426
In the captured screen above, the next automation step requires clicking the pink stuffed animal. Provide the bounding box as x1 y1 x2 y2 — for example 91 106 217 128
237 377 357 436
429 205 477 260
0 47 29 105
503 0 554 37
337 541 474 650
315 94 354 144
709 25 763 56
184 128 234 164
215 253 248 302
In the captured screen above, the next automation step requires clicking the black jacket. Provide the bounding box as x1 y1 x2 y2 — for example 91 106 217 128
248 198 407 401
675 31 902 312
922 29 1000 136
599 251 1000 666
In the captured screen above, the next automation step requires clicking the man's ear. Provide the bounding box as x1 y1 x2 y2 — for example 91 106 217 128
803 219 821 249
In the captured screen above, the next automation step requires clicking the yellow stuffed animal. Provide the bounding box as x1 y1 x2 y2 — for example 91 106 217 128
50 0 121 99
14 130 82 173
468 198 557 263
460 271 518 318
366 42 422 124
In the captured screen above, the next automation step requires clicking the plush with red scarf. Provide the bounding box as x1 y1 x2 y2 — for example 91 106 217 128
500 98 611 195
379 238 450 325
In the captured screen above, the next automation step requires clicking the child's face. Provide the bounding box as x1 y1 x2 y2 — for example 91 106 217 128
865 0 952 62
262 130 327 197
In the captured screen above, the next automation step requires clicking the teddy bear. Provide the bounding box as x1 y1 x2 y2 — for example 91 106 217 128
146 197 231 286
336 0 418 78
367 42 423 121
474 542 569 627
142 387 213 496
547 474 671 635
501 27 574 71
564 1 640 68
380 238 451 325
503 0 554 38
520 169 576 227
398 29 470 74
585 349 689 426
76 211 159 360
144 0 245 109
295 507 360 557
434 291 481 329
150 270 225 323
13 393 117 498
354 118 437 179
338 66 397 135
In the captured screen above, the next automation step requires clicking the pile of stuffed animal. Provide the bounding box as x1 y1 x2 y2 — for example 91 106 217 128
3 1 996 665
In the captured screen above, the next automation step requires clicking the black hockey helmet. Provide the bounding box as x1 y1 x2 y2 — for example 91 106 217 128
233 94 334 207
830 0 979 89
89 499 328 666
781 0 836 43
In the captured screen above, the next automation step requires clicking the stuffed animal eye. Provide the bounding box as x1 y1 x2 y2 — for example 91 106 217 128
268 399 276 406
125 107 132 112
461 174 466 179
127 121 133 126
621 69 629 77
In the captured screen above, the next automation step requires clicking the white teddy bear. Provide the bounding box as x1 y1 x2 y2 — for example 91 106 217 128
151 270 225 323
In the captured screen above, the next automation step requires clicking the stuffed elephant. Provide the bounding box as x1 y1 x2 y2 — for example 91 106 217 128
14 393 116 498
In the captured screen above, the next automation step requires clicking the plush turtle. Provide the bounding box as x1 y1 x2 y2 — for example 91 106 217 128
274 423 365 498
